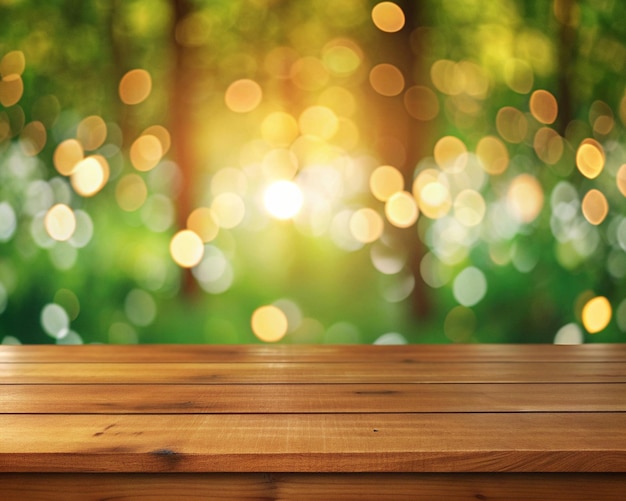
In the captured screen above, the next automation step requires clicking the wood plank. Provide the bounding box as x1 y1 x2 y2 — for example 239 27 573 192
2 343 625 363
4 383 626 414
3 361 626 383
2 413 625 473
1 473 624 500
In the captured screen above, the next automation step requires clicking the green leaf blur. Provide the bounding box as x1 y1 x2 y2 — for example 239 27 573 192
1 0 625 345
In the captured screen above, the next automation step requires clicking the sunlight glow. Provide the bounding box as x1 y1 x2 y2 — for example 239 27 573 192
264 180 303 220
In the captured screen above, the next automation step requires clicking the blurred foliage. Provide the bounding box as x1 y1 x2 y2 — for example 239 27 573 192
0 0 625 345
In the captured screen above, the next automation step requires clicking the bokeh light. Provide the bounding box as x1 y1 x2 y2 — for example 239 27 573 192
187 207 219 242
1 3 625 346
298 105 339 140
554 323 583 344
40 303 69 340
581 296 612 334
504 58 534 94
77 115 107 151
529 89 558 124
225 79 263 113
453 267 487 307
444 305 476 342
617 164 626 196
404 85 439 121
533 127 563 165
576 141 605 179
291 56 329 92
261 111 299 147
211 193 246 229
19 121 47 156
370 165 404 202
369 63 404 97
454 189 486 227
44 204 76 242
0 202 17 242
0 50 25 77
507 174 544 223
70 156 107 197
169 229 204 268
434 136 467 172
251 305 288 342
414 177 451 219
476 136 509 175
131 134 163 172
322 40 362 77
350 208 384 243
54 139 84 176
496 106 528 143
125 289 157 327
371 2 405 33
581 189 609 225
116 174 148 212
119 69 152 105
385 191 418 228
142 125 171 155
0 74 23 107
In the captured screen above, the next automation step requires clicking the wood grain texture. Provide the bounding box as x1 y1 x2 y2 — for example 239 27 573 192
4 361 626 383
2 343 625 498
5 383 626 414
1 473 625 500
2 413 626 473
2 343 625 363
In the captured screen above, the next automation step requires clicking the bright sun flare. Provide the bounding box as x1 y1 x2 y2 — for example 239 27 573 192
263 180 304 220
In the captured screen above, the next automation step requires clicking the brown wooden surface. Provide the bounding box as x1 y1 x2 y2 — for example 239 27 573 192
1 473 625 501
1 344 625 498
4 361 626 383
2 342 625 362
6 383 626 413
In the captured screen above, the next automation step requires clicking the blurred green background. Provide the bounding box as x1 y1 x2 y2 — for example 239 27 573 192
1 0 625 345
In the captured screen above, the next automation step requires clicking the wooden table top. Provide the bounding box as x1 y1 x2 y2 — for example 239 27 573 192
2 343 626 474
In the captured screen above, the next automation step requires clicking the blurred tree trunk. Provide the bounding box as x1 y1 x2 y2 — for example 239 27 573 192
369 0 432 319
556 0 576 136
170 0 197 295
